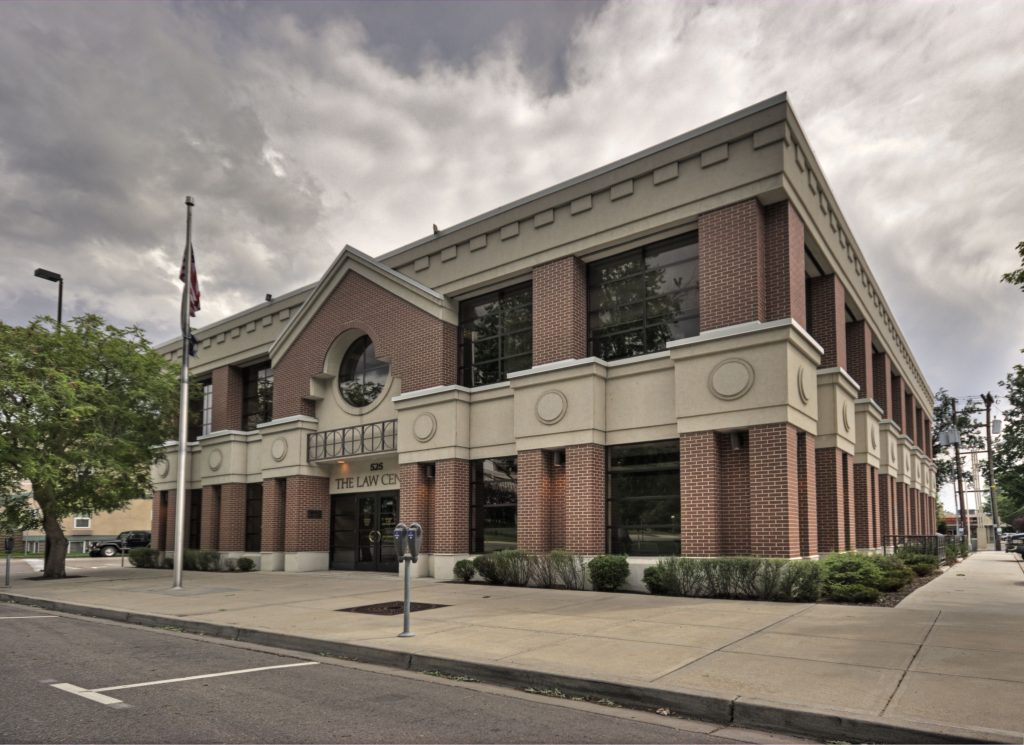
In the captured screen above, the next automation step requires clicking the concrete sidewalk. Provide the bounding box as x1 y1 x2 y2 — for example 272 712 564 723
3 551 1023 743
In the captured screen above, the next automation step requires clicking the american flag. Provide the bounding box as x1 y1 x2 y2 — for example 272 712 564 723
179 242 201 319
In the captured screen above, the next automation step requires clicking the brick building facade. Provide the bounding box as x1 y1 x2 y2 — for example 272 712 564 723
151 94 937 578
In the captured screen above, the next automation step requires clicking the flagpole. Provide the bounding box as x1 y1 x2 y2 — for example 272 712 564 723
172 195 194 590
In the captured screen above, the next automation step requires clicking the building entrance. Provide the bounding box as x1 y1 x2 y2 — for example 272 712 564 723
330 491 399 572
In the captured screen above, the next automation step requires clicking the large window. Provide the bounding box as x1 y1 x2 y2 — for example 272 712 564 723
339 335 389 407
459 283 532 387
242 363 273 431
245 483 262 553
187 380 213 441
470 457 518 553
606 441 680 556
588 233 698 361
188 489 202 550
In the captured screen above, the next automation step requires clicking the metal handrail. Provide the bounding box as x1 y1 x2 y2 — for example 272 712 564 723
306 419 397 462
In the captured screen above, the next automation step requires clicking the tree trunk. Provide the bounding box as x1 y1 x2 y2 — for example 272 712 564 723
42 509 68 579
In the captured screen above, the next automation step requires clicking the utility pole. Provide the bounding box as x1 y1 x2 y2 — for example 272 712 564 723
982 392 1002 550
951 398 971 550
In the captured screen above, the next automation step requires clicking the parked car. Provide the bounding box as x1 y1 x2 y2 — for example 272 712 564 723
88 531 151 557
1003 533 1024 552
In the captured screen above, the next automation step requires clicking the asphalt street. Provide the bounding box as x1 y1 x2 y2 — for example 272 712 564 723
0 601 796 744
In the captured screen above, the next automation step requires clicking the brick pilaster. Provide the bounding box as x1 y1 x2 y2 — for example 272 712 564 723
433 459 470 553
806 275 847 369
565 444 605 554
200 485 220 550
872 351 892 419
718 433 750 555
211 365 244 432
165 490 177 553
532 257 586 365
854 464 881 549
764 201 806 326
151 490 168 550
399 463 433 553
748 424 802 558
680 432 720 556
891 375 906 432
846 320 873 401
797 432 818 557
698 199 765 331
282 476 329 552
260 478 286 552
895 482 908 535
218 483 247 552
517 449 555 554
878 475 893 545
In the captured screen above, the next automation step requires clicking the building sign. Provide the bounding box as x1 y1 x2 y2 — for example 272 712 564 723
331 455 400 493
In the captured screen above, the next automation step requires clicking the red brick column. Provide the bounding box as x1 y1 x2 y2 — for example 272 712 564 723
816 450 844 553
764 201 806 326
211 365 244 432
399 463 432 553
698 199 765 331
164 490 177 552
895 482 907 534
891 375 906 432
282 476 329 552
853 464 878 549
151 490 168 550
807 275 847 369
680 432 720 556
846 321 874 400
748 424 802 557
842 453 856 549
877 475 892 546
200 485 220 550
532 257 586 365
718 433 751 555
905 393 917 446
565 444 605 554
873 351 892 418
797 432 818 557
517 449 556 554
433 459 470 553
217 483 247 551
260 478 286 552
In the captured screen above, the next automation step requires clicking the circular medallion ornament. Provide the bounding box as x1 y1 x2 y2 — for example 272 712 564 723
870 427 878 450
891 444 897 461
156 457 169 478
208 448 223 472
413 412 438 443
709 359 755 401
270 438 288 462
535 390 568 425
797 367 809 404
842 402 851 433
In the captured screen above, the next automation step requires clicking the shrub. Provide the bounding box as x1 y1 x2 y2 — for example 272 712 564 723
223 558 238 572
828 583 880 604
549 550 586 590
780 560 822 602
944 543 959 566
643 563 670 595
236 557 255 572
183 549 221 572
162 557 173 569
493 550 531 586
906 557 939 577
870 555 914 592
472 554 502 584
821 552 883 589
587 555 630 592
453 559 476 583
128 547 159 568
642 557 820 602
529 554 557 588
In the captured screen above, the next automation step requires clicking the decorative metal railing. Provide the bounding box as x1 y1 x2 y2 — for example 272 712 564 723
307 419 397 462
883 534 964 557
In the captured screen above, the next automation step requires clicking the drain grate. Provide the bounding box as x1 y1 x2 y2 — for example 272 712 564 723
338 601 448 616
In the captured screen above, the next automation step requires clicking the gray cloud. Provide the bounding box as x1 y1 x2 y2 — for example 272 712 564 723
1 0 1022 478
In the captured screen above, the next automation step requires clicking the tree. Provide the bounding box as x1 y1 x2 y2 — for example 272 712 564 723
0 315 178 578
1001 240 1024 289
993 364 1024 528
931 389 983 490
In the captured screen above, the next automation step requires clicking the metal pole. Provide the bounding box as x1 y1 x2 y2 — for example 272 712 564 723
4 553 10 589
172 196 194 590
983 393 1002 550
57 277 63 334
399 557 414 638
951 398 970 552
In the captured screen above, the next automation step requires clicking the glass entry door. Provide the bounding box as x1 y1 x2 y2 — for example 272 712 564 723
331 491 399 572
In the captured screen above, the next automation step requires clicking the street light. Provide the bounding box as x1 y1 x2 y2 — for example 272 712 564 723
33 267 63 333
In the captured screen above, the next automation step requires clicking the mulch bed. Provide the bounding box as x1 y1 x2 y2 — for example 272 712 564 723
338 601 448 616
872 569 944 607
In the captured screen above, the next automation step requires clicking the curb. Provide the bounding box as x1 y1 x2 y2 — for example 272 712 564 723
2 592 1018 744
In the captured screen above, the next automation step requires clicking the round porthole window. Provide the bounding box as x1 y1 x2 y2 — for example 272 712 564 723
338 335 389 407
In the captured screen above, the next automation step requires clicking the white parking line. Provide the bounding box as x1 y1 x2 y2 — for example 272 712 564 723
51 661 319 707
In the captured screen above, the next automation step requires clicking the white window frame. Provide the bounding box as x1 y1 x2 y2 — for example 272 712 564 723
73 516 91 529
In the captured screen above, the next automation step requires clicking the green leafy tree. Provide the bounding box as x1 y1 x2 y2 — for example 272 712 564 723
932 389 983 490
1001 240 1024 289
993 364 1024 527
0 315 178 578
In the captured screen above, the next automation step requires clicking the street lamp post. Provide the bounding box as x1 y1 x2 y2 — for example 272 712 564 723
33 267 63 568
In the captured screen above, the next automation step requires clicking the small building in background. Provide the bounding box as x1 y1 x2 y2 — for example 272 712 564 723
21 496 153 554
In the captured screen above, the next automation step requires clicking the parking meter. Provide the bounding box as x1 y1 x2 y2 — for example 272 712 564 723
393 523 408 556
407 523 423 563
4 536 12 554
3 535 11 589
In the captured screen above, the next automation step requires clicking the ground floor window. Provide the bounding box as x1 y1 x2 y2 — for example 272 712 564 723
606 440 680 556
188 489 202 550
470 457 517 553
245 483 262 553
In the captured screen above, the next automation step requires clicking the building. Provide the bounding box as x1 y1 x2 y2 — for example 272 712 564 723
150 94 938 577
21 496 153 554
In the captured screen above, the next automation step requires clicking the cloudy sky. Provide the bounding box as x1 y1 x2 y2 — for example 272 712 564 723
2 1 1022 425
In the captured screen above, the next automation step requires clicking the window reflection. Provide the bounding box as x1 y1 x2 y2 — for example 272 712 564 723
470 457 518 553
339 335 389 407
606 441 680 556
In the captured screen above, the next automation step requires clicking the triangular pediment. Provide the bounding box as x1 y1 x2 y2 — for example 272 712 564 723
270 245 454 365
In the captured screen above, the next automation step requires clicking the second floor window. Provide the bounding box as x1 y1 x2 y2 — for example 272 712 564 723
588 233 699 361
458 283 532 387
242 363 273 431
186 379 212 442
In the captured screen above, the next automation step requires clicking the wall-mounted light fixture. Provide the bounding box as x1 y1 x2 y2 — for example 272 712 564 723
423 463 436 480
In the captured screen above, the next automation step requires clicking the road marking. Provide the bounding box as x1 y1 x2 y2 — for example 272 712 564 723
0 615 58 620
52 683 126 706
92 661 319 692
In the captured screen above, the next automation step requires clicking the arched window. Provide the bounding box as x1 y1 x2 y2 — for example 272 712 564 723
338 335 389 407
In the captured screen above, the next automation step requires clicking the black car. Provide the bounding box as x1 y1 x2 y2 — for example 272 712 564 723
89 531 151 557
